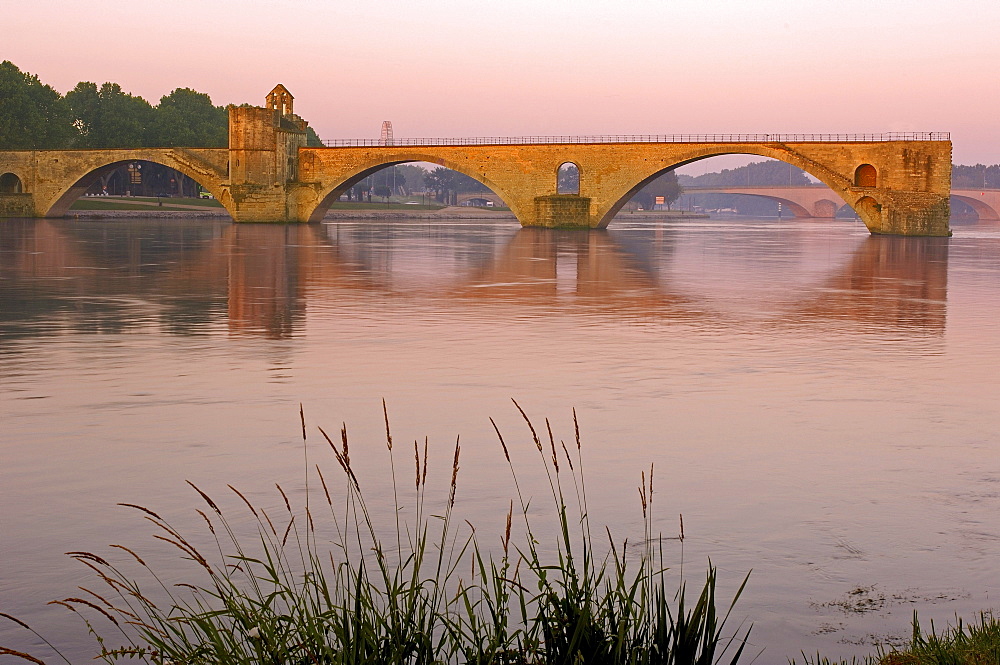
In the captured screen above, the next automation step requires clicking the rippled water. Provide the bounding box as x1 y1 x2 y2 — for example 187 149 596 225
2 215 999 663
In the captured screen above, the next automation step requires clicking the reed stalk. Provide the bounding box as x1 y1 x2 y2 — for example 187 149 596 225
2 404 752 665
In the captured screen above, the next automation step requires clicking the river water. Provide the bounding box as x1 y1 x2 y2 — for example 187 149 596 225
2 214 999 663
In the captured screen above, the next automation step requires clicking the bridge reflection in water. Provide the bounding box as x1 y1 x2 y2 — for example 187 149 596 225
0 218 948 343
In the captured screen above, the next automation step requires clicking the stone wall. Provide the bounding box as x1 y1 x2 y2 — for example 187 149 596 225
0 193 34 217
534 195 591 227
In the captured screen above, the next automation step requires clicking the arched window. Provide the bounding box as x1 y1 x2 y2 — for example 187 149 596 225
0 172 23 194
557 162 580 195
854 164 877 188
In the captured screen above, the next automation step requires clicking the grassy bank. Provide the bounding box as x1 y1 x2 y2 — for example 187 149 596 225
327 201 447 211
66 197 484 213
795 612 1000 664
70 196 225 211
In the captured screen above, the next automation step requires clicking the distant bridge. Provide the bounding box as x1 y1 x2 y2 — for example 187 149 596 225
0 84 953 236
684 185 1000 221
683 185 847 218
456 192 506 207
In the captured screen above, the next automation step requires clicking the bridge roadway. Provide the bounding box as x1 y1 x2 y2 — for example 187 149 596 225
683 185 1000 221
0 85 954 236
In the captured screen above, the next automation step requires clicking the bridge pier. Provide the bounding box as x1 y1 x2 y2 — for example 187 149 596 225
854 190 951 236
225 90 310 223
531 195 592 228
0 193 34 217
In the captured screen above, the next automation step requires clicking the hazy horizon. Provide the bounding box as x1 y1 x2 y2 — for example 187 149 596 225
7 0 999 164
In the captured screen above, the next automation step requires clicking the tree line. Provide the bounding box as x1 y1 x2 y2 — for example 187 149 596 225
343 164 492 204
678 159 1000 190
952 164 1000 189
0 60 321 150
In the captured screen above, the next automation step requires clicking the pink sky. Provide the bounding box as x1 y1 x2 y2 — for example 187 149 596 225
7 0 999 164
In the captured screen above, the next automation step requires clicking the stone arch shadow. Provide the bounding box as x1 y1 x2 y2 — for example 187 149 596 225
304 153 520 223
595 147 870 230
43 156 232 219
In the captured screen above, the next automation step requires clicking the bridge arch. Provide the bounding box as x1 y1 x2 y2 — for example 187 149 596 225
0 172 24 193
595 146 877 230
456 192 505 207
814 199 839 218
35 151 230 219
303 152 520 223
951 194 1000 221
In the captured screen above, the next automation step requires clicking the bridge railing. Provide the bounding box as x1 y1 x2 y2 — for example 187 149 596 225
321 132 950 147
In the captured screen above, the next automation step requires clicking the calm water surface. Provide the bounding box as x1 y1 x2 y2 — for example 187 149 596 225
2 215 999 662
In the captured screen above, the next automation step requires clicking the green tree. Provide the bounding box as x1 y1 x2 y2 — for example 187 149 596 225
0 61 75 149
371 165 408 195
634 170 683 209
451 170 489 194
395 164 427 192
350 178 371 201
305 126 323 147
424 166 490 202
677 160 812 187
152 88 227 147
952 163 1000 189
66 81 155 148
423 167 454 202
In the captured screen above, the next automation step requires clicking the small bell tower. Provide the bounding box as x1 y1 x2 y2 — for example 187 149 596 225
266 84 294 116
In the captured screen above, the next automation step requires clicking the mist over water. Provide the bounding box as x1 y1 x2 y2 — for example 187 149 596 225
2 215 999 663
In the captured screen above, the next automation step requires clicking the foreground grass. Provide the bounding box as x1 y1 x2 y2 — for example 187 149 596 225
1 403 751 665
794 612 1000 665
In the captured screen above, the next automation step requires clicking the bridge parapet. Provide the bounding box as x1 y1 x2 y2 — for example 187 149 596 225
322 132 950 147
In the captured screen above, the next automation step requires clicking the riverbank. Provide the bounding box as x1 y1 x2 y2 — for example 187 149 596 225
62 206 516 221
63 207 711 222
65 196 709 221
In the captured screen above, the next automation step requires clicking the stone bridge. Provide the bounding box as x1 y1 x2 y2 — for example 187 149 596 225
683 185 849 218
685 184 1000 221
0 85 953 236
456 191 506 207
